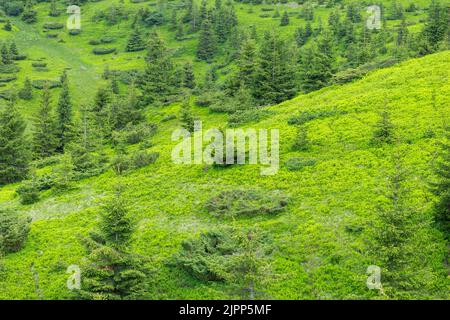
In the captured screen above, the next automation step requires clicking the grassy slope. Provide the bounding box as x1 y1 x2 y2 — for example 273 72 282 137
0 48 449 299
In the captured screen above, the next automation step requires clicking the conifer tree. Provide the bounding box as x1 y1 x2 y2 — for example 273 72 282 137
110 77 120 95
49 0 59 17
423 0 448 50
0 100 31 185
78 191 148 300
280 11 290 26
92 87 112 138
183 62 196 89
292 125 309 151
197 13 217 62
254 32 297 105
18 78 33 100
235 39 257 93
32 86 58 158
1 44 12 65
56 71 74 152
372 107 395 145
180 97 195 133
125 27 145 52
431 126 450 238
9 41 19 58
140 32 177 106
3 20 12 32
299 42 334 93
175 20 184 41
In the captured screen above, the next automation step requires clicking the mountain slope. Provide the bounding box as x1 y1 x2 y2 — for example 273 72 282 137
0 51 449 300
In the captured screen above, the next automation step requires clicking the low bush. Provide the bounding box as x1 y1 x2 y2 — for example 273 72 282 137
228 109 274 127
31 79 61 89
92 47 116 55
68 29 82 36
0 76 17 83
43 22 64 30
288 109 347 125
16 181 40 205
32 62 47 68
205 189 288 218
112 123 158 146
285 157 317 171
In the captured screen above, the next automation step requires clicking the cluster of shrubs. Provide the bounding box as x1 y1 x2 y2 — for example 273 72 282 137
89 37 116 46
112 150 159 175
205 189 288 218
112 123 158 146
43 22 64 30
227 109 274 127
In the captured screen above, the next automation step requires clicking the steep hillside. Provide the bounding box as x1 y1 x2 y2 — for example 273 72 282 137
0 50 449 299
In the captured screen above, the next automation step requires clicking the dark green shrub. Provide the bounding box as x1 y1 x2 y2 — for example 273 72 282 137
0 64 20 74
31 79 62 89
68 29 82 36
112 123 158 146
88 39 101 45
161 114 176 122
0 76 17 83
228 109 273 127
171 229 239 281
16 181 40 205
0 209 31 254
4 2 24 17
285 157 317 171
32 62 47 68
288 109 347 125
43 22 64 30
100 36 115 44
130 151 159 169
92 47 116 55
205 189 288 218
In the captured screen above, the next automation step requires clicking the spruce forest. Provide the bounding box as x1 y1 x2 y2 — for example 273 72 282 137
0 0 449 300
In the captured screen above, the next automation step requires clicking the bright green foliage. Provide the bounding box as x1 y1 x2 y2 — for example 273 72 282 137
292 125 310 151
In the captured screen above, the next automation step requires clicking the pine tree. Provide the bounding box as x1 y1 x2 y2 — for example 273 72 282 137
396 18 409 47
111 77 120 95
170 10 177 31
92 87 112 138
292 125 309 151
78 191 148 300
18 78 33 100
299 42 334 93
1 44 12 65
125 27 145 52
280 11 290 26
180 97 195 133
372 107 395 144
183 62 196 89
197 13 217 62
49 0 59 17
254 31 297 105
9 41 19 58
423 0 448 50
235 38 257 93
3 20 12 32
0 100 31 185
431 126 450 238
32 86 58 158
175 20 184 41
139 32 177 106
56 71 74 152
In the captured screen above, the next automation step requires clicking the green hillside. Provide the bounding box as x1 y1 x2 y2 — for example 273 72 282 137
0 50 449 299
0 0 449 301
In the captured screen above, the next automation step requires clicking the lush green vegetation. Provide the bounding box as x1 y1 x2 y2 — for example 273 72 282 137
0 0 449 300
